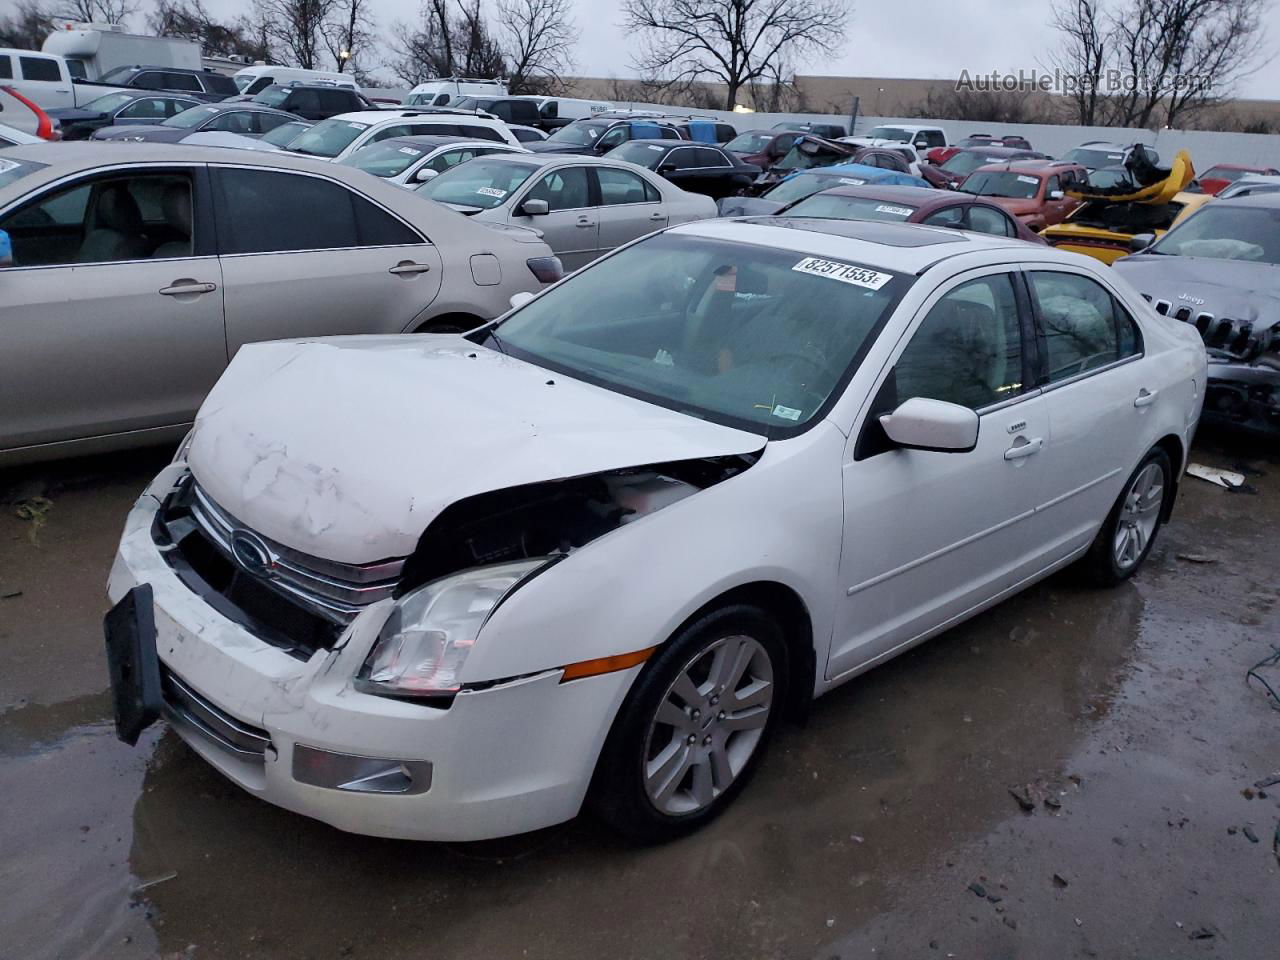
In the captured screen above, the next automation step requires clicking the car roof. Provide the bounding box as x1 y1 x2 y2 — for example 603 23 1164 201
364 134 507 150
201 102 294 114
953 145 1041 157
1212 191 1280 209
970 159 1072 175
460 151 645 170
670 216 1029 273
803 183 962 208
1204 163 1272 172
326 110 500 125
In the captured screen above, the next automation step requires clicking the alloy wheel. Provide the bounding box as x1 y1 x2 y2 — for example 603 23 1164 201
1114 462 1164 571
642 634 774 816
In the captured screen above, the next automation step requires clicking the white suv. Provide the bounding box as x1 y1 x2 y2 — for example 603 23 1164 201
286 110 520 161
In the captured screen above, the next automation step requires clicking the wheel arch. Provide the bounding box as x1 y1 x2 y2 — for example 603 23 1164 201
1151 433 1184 522
411 311 486 334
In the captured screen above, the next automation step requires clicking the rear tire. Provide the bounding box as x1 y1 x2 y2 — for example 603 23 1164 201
1081 447 1171 587
589 604 787 843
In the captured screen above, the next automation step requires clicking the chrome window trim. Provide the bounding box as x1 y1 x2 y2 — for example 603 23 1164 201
1039 352 1142 393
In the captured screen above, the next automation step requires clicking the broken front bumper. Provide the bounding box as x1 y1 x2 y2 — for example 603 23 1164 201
107 465 638 842
1203 354 1280 436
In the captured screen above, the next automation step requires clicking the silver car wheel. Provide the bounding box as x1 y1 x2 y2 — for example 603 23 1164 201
642 634 774 816
1113 462 1164 571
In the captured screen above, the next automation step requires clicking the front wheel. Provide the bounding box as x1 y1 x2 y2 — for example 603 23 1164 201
1081 448 1172 586
589 604 787 842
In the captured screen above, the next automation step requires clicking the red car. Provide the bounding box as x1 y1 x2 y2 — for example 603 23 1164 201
958 159 1089 231
1194 163 1280 196
722 128 806 172
920 145 1047 189
775 182 1048 244
925 135 1033 166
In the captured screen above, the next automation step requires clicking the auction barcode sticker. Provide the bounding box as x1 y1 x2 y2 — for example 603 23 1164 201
874 204 913 217
792 257 893 289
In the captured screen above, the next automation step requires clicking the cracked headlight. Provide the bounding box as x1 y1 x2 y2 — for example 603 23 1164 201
356 558 551 698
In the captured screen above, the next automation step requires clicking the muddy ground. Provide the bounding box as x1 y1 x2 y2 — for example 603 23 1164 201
1 433 1278 960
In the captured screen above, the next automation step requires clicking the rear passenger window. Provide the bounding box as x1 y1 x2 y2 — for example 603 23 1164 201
20 56 61 81
133 72 164 90
596 167 659 204
894 274 1024 410
1028 271 1133 382
214 169 360 253
352 195 424 246
967 205 1014 237
163 73 203 92
460 125 503 142
0 56 12 80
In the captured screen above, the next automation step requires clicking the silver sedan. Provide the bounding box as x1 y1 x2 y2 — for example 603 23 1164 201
0 143 562 465
414 153 718 271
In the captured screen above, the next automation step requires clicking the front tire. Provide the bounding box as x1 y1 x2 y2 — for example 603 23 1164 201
1081 447 1171 586
589 604 787 842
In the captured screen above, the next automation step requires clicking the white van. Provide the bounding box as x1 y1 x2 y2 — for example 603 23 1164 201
406 77 507 107
515 95 612 129
234 65 358 96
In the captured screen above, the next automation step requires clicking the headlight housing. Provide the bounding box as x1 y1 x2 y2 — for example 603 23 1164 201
171 428 195 463
356 558 551 698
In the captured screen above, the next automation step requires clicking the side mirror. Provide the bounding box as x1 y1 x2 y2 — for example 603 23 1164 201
879 397 979 453
657 162 676 174
509 291 535 309
1048 189 1065 200
414 167 439 182
519 198 550 216
0 229 11 267
1129 233 1155 252
913 139 929 150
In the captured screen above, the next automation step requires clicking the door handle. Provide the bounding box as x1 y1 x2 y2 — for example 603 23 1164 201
159 281 216 296
1133 388 1158 408
649 212 665 220
1004 436 1044 461
388 261 431 275
575 218 594 228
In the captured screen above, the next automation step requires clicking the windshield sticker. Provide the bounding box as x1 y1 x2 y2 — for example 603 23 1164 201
792 257 894 290
476 187 507 198
772 404 802 421
1016 175 1039 185
399 147 422 156
874 204 913 216
837 177 866 185
647 144 665 151
347 122 369 130
984 157 1002 162
1107 153 1123 160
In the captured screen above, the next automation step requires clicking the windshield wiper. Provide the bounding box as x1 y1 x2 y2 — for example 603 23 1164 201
483 327 506 353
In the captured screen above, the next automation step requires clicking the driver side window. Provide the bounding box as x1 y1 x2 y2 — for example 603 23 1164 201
525 166 592 211
893 273 1025 410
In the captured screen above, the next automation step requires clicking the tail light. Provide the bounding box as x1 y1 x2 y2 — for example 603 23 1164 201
526 256 563 283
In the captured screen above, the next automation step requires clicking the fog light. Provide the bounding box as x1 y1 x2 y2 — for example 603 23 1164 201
292 744 432 795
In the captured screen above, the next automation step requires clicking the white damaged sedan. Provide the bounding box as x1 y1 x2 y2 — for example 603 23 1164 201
106 217 1206 842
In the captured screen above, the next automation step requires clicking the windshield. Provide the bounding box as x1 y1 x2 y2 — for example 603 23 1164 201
344 140 428 177
1150 205 1280 264
725 132 772 154
607 142 667 168
162 105 220 129
254 87 290 108
99 65 135 84
288 117 368 157
1086 166 1129 190
1203 166 1249 184
494 233 909 433
774 141 842 173
783 194 917 221
84 92 135 113
417 158 540 209
962 171 1041 199
262 121 307 147
865 126 913 142
941 151 1011 176
1062 146 1127 169
765 172 867 205
546 121 604 146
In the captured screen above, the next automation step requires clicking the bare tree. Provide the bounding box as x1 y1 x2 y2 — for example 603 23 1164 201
496 0 574 94
0 0 55 49
387 0 507 86
622 0 851 110
323 0 375 73
1045 0 1109 125
50 0 136 23
907 87 1040 124
149 0 272 59
256 0 335 69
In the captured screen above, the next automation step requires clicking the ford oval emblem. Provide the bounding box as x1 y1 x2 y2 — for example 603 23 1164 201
230 530 274 577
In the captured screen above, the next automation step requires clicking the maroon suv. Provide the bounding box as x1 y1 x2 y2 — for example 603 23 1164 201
921 145 1047 188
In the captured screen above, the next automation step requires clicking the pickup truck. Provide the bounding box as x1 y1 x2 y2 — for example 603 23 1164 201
0 49 235 110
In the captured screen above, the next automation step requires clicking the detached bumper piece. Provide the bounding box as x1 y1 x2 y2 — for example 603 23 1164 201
1144 296 1280 434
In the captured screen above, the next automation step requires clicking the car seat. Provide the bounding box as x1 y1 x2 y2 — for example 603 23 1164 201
152 183 193 258
77 185 149 263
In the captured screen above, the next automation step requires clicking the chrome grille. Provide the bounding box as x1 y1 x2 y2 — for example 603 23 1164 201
1144 295 1277 362
189 481 405 622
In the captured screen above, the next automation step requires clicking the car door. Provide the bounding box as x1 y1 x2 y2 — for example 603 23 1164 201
659 146 702 192
1041 175 1072 224
829 269 1050 679
1021 267 1150 560
693 147 737 198
116 96 184 125
593 166 667 251
211 166 443 351
16 53 73 109
511 164 598 270
0 166 226 450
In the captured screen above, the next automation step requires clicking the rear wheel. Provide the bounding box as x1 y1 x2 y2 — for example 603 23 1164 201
1082 448 1171 586
590 604 786 842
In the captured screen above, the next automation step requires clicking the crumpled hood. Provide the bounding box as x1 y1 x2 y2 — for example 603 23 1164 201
187 338 766 564
1113 255 1280 326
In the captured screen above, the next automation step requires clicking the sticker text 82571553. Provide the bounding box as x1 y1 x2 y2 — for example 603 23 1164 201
791 257 894 290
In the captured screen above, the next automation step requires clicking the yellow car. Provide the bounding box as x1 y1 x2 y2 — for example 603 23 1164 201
1170 189 1212 225
1042 150 1194 264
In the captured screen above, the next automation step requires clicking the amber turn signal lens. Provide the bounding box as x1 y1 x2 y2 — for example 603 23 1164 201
559 647 657 683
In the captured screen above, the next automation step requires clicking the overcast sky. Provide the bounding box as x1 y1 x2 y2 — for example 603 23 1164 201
200 0 1280 99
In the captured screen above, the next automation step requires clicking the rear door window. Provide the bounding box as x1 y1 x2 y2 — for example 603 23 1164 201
459 124 503 142
0 55 12 80
213 168 360 253
162 72 203 92
19 56 61 81
1027 271 1135 382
